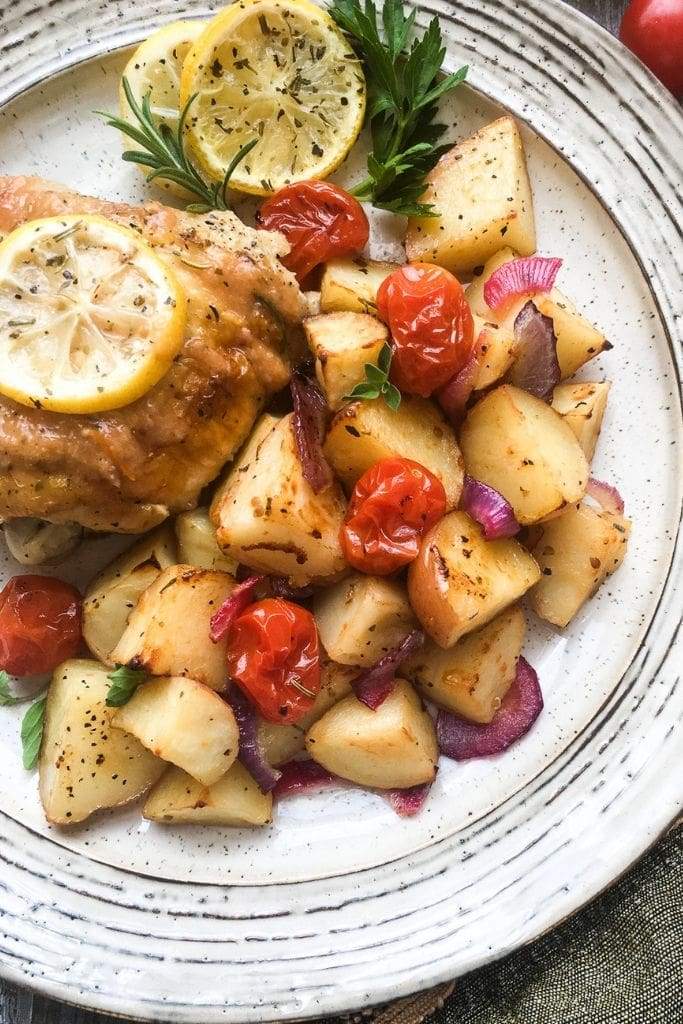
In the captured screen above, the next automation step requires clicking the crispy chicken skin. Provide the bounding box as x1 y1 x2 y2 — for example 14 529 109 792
0 176 306 532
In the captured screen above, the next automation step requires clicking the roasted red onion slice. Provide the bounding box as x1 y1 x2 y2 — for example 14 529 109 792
269 577 315 601
586 477 625 514
209 575 263 643
383 782 432 817
461 475 520 539
436 346 479 425
225 687 281 793
290 369 333 494
509 300 561 402
352 629 425 710
273 759 338 799
484 256 562 312
437 656 542 761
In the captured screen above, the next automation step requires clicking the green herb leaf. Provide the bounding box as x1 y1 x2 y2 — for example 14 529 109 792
97 79 256 213
106 665 148 708
0 671 25 706
329 0 468 216
21 697 46 771
345 342 401 411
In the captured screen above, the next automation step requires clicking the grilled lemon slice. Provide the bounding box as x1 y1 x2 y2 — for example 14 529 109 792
180 0 366 195
0 214 186 414
120 20 205 197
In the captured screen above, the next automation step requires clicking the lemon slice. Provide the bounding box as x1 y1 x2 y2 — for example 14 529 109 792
120 20 205 197
180 0 366 195
0 214 186 414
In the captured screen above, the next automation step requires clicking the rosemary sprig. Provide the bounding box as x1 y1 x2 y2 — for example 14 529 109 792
329 0 468 216
97 78 257 213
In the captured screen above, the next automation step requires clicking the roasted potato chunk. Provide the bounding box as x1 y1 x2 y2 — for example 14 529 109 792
406 117 536 274
466 247 518 317
305 679 438 789
530 502 630 627
460 385 589 525
110 564 236 691
257 661 355 765
551 382 611 461
314 573 416 666
175 508 238 573
472 317 518 391
39 659 164 825
82 525 177 664
112 676 238 787
407 511 540 647
305 311 388 410
320 256 399 314
403 606 526 722
324 396 463 508
143 762 272 826
534 290 609 378
211 413 347 586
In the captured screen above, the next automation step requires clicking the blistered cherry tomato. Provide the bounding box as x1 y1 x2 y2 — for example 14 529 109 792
0 575 82 676
620 0 683 96
257 180 369 282
341 457 447 575
377 263 474 397
226 598 320 724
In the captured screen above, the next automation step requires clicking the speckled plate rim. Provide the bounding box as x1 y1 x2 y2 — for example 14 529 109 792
0 1 680 1021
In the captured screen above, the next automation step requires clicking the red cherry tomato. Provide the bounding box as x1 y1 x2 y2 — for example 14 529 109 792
341 457 447 575
377 263 474 397
0 575 82 677
257 180 369 282
226 598 320 724
620 0 683 96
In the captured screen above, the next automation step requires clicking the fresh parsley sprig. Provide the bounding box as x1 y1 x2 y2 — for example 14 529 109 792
346 342 401 410
105 665 147 708
97 79 257 214
329 0 468 216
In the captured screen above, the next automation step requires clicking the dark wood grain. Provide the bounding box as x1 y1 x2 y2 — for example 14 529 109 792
0 1 633 1022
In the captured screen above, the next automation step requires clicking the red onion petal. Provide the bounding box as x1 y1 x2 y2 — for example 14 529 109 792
509 300 561 402
209 575 263 643
461 475 520 539
484 256 562 312
586 477 625 514
383 782 432 817
437 656 543 761
225 687 281 793
352 629 425 710
436 346 480 426
273 759 338 799
290 369 333 494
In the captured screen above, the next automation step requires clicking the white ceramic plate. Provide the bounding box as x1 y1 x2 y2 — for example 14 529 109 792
0 1 680 1020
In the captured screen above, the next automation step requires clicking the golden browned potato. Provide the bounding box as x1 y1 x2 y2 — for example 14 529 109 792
534 290 609 378
305 680 438 789
39 659 165 825
257 661 356 765
324 396 463 508
402 606 526 722
143 762 272 826
406 117 536 275
472 317 518 391
466 247 518 316
112 676 238 787
459 385 589 524
320 256 399 314
175 508 238 573
551 382 611 461
211 413 347 586
407 511 540 647
82 524 177 664
110 564 236 691
304 311 388 410
314 573 416 666
530 502 630 627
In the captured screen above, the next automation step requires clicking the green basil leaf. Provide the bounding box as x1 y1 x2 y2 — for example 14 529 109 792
21 697 46 770
106 665 148 707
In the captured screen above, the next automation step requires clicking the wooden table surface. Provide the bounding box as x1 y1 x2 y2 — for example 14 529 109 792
0 1 632 1021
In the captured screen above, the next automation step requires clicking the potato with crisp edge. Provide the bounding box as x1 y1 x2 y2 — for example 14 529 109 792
320 256 399 314
407 510 540 648
143 762 272 827
551 382 611 461
304 311 388 410
305 680 438 789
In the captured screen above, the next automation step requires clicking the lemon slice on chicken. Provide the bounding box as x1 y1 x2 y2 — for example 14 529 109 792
0 214 186 414
180 0 366 195
120 20 205 197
